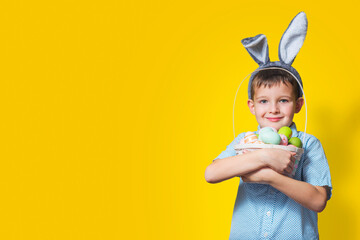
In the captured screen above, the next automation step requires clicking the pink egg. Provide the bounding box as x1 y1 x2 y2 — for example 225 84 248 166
279 134 288 145
243 132 258 144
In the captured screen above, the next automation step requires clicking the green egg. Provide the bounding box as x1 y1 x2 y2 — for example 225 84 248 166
278 126 292 140
289 137 302 148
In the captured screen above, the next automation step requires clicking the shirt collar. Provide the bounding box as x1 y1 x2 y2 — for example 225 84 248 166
256 122 299 137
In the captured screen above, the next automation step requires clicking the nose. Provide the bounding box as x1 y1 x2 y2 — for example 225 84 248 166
269 102 280 113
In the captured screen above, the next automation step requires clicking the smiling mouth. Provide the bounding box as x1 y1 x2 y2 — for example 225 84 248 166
266 117 283 122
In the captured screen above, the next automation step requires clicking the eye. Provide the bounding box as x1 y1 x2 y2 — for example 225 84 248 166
259 100 268 104
279 99 289 103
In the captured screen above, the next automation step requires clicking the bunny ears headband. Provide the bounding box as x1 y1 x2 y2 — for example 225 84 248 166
242 12 308 99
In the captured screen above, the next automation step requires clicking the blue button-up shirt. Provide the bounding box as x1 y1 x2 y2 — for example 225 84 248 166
215 123 332 239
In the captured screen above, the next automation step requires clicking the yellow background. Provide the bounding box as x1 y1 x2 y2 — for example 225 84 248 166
0 0 359 239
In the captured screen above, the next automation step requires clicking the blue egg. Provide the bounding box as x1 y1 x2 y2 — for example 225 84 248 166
259 127 276 135
259 131 281 145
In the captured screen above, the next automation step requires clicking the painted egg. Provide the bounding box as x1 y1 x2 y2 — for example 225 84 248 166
243 132 258 144
289 137 302 148
259 131 281 145
259 127 277 135
278 126 292 140
279 134 288 145
254 140 265 144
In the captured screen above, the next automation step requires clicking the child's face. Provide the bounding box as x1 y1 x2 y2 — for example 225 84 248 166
247 82 304 131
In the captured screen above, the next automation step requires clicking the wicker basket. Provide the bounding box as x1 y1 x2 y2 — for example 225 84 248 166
234 143 304 177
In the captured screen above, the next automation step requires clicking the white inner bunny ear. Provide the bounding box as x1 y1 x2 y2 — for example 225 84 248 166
279 12 308 65
242 34 270 65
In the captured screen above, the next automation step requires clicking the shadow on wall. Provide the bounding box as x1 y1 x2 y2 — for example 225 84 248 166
311 102 360 238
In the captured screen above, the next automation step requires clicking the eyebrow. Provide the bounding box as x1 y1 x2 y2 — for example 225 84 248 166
255 95 292 100
254 96 268 100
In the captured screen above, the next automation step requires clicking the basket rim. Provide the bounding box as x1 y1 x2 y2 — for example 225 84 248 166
234 143 304 154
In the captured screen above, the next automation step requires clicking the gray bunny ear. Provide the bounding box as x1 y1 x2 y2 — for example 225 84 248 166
241 34 270 66
279 12 308 65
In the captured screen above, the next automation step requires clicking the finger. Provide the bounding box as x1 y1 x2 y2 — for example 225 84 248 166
290 160 295 168
287 161 294 170
285 166 294 174
284 169 292 176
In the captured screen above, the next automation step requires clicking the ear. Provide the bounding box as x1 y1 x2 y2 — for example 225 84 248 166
241 34 270 66
295 97 304 113
278 12 308 65
247 99 256 115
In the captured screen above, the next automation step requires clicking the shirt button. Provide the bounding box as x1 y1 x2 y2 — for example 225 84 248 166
266 211 271 217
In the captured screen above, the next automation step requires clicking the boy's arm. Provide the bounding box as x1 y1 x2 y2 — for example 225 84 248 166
205 149 295 184
242 168 328 212
205 151 267 183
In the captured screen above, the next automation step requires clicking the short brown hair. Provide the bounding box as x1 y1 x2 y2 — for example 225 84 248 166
251 69 301 100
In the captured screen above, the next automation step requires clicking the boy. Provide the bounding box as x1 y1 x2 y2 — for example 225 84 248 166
205 12 332 239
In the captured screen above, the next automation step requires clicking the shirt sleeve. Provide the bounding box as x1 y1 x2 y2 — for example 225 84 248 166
302 135 333 200
213 133 245 161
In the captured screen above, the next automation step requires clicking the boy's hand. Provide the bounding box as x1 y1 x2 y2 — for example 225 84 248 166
257 148 296 175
